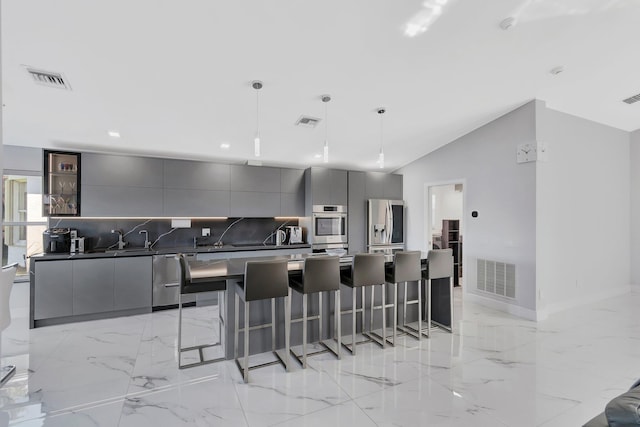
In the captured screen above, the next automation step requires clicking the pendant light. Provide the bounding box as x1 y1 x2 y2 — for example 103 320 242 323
377 108 385 169
321 94 331 163
252 80 263 157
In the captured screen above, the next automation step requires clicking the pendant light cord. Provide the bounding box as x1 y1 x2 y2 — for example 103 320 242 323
256 89 260 136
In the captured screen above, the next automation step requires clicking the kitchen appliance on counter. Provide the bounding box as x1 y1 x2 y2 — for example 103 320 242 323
367 199 405 250
152 253 196 309
285 226 303 244
301 205 348 252
43 228 73 253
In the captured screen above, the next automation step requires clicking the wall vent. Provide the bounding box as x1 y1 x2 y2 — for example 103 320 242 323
622 93 640 105
477 258 515 299
25 67 71 90
295 115 321 128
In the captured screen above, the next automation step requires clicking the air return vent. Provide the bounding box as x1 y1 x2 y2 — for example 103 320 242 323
26 68 71 90
295 115 321 128
477 258 515 299
622 93 640 105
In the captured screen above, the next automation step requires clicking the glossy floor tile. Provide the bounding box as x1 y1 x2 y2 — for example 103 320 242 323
1 281 638 426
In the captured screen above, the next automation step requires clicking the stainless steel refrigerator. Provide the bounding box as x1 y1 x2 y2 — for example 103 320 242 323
367 199 405 250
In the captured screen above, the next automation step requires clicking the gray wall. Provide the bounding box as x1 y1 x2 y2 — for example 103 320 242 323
633 129 640 287
535 102 631 316
398 101 537 314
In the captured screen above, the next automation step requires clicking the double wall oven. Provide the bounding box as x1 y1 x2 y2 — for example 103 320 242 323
309 205 347 252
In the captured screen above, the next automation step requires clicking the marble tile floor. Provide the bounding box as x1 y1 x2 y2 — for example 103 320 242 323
1 282 639 426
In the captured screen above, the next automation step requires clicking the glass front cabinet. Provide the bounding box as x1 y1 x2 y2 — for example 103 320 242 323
43 150 81 216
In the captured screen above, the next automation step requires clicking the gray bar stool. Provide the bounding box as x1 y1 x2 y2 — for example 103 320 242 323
425 249 454 333
288 255 341 368
176 254 226 369
388 251 424 341
339 253 385 355
234 259 291 383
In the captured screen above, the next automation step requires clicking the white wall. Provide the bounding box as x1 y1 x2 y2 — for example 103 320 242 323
398 101 537 316
629 129 640 288
535 101 631 316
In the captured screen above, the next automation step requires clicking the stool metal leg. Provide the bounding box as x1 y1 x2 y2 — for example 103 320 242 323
302 293 308 368
381 283 386 348
417 280 422 340
243 300 250 382
285 289 291 371
271 299 276 352
392 282 397 346
318 292 323 341
335 290 341 360
234 293 239 358
178 290 183 367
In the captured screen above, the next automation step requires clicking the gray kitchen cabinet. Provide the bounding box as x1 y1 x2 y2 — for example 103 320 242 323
280 168 305 216
73 258 115 315
163 160 230 190
384 174 403 199
280 168 305 194
305 167 348 213
82 153 163 188
229 191 281 217
82 185 164 217
348 171 367 253
34 260 73 320
114 257 152 310
364 172 386 199
229 165 281 193
163 188 230 217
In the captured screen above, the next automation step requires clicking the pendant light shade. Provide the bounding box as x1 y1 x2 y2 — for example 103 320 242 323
377 108 385 169
252 80 263 157
322 95 331 163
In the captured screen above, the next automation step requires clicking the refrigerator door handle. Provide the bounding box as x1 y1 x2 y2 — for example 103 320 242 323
386 201 393 245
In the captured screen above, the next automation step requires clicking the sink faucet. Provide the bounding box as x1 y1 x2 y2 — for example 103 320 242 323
111 229 127 250
139 230 151 249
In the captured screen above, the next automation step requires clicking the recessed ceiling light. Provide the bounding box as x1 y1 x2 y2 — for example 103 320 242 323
220 143 230 149
314 154 322 159
107 130 121 138
550 66 565 75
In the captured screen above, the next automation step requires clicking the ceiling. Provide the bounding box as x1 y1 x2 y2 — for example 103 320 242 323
3 0 640 172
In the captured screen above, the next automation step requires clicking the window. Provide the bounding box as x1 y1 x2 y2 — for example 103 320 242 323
3 173 47 280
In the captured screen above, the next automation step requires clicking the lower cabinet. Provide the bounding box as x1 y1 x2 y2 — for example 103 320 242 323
114 257 152 310
34 256 152 323
34 260 73 320
73 258 115 315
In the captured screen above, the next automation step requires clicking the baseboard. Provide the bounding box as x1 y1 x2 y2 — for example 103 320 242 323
464 291 539 321
536 285 632 320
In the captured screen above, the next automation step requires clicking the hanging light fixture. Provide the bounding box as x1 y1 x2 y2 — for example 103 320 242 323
377 108 385 169
321 94 331 163
251 80 263 157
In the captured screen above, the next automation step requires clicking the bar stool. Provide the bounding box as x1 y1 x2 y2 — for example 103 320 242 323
288 255 341 368
339 253 385 355
425 249 454 333
234 259 291 383
176 254 226 369
1 263 19 387
388 251 424 341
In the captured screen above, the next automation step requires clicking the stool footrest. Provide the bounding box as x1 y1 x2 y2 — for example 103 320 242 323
290 314 320 324
0 365 16 387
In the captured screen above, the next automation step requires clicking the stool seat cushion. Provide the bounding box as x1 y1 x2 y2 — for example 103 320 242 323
605 385 640 426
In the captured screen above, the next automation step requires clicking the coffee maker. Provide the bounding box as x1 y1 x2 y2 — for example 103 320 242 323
43 228 72 253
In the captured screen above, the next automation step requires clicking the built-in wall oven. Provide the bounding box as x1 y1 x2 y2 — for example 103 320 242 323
310 205 348 252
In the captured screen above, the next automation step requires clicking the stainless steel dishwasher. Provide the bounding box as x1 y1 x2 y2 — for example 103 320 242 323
152 253 196 308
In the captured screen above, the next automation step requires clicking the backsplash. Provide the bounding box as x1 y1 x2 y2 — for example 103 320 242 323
50 218 302 251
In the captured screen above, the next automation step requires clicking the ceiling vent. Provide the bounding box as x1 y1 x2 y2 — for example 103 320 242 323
623 93 640 105
25 67 71 90
295 115 321 128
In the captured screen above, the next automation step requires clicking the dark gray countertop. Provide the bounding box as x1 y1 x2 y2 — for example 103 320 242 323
30 243 312 261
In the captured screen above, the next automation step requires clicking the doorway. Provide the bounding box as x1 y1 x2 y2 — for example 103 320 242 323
426 182 464 286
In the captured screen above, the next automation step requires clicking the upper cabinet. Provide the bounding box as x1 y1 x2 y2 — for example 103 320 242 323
305 167 348 213
364 171 403 200
43 150 81 216
229 165 281 193
163 160 230 190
